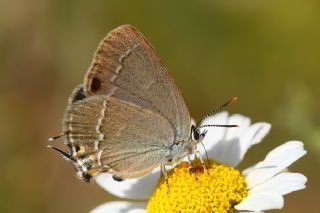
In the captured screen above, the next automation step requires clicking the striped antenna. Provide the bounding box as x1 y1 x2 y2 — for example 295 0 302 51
198 124 239 129
48 134 64 141
197 97 238 127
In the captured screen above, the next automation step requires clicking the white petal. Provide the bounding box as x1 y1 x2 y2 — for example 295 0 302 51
244 141 306 189
243 122 271 146
203 113 252 166
235 190 284 212
90 201 145 213
95 168 160 199
225 114 251 141
200 111 229 150
241 166 255 177
235 122 271 167
249 172 307 195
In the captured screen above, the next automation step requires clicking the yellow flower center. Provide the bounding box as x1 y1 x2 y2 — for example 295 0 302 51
147 159 247 213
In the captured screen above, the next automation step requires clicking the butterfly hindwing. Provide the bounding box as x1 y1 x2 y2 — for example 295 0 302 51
63 94 174 180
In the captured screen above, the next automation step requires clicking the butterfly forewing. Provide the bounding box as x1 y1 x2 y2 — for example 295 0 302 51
84 25 191 140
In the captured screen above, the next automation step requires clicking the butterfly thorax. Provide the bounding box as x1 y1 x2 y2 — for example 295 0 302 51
165 139 198 166
164 124 208 166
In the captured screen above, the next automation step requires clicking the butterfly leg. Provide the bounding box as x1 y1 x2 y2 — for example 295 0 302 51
194 145 207 170
187 154 195 173
161 164 169 194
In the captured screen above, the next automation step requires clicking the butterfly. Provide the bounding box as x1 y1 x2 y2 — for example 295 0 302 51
49 25 237 183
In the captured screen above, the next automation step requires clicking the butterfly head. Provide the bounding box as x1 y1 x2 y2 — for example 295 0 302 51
191 124 207 142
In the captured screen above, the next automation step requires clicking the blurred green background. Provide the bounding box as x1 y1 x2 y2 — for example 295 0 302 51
1 0 319 212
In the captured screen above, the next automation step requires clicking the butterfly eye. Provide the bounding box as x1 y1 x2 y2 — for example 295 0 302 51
191 125 200 140
193 130 200 140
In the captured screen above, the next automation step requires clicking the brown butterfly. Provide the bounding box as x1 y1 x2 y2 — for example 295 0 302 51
49 25 236 183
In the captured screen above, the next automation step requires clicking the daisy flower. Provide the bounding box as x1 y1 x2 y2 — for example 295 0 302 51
91 112 307 213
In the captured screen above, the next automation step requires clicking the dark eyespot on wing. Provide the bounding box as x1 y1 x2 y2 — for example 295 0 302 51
91 76 101 92
72 87 87 103
68 85 87 104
